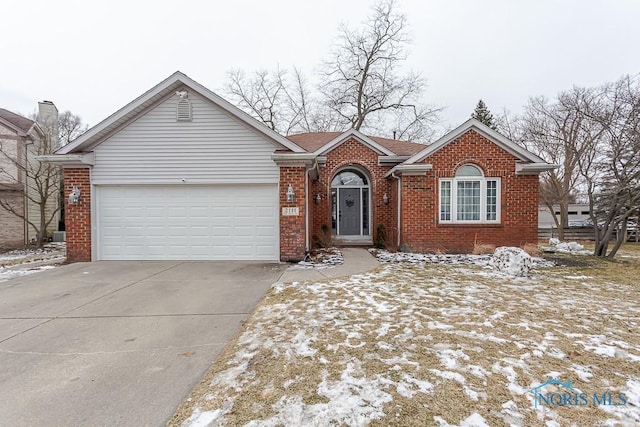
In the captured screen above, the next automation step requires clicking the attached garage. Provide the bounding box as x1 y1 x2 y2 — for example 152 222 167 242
96 185 278 260
47 72 307 262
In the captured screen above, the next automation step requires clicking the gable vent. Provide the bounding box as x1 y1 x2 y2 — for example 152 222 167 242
176 91 192 121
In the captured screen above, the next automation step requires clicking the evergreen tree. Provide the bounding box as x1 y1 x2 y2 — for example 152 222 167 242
471 99 497 130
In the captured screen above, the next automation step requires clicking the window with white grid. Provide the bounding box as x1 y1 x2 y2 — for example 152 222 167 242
439 165 500 224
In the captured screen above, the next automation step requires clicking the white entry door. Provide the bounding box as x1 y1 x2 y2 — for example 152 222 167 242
96 185 278 260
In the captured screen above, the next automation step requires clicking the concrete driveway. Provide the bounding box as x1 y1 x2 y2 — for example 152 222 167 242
0 261 287 426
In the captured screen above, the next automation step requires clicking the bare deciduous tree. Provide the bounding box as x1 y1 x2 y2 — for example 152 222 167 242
58 110 88 145
576 75 640 258
0 110 87 247
225 68 326 135
319 0 439 140
515 89 603 239
224 0 440 141
504 75 640 257
0 128 60 248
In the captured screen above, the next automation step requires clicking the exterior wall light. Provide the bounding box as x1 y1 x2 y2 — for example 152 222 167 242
286 184 295 202
68 186 81 205
315 194 322 204
383 193 389 204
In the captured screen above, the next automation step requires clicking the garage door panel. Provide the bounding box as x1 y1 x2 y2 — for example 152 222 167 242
211 227 231 236
97 185 278 260
256 226 276 236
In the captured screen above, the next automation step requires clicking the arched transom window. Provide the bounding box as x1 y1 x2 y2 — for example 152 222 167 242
331 170 368 187
439 164 500 223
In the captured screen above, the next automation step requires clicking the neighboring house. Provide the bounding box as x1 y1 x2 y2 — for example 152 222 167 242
0 103 59 247
538 204 592 228
43 72 555 262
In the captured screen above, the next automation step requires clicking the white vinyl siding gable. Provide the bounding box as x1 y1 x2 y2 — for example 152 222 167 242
91 90 279 184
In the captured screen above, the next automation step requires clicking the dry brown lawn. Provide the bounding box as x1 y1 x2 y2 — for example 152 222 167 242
169 244 640 427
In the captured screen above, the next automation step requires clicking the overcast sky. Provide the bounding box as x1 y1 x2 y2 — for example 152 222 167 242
2 0 639 135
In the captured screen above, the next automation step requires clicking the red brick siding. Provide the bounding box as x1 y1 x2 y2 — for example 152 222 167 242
279 166 307 261
309 138 395 248
401 129 539 253
64 168 91 262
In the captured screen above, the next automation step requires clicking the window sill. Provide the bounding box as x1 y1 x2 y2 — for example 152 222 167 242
438 222 502 227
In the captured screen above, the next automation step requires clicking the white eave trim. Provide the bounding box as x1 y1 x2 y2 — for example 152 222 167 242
516 162 558 175
36 153 95 167
378 155 411 165
57 71 306 155
314 129 396 156
405 118 548 164
271 153 318 166
384 164 433 178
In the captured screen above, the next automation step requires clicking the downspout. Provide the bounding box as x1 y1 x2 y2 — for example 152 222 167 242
390 171 401 249
304 160 318 258
305 167 310 255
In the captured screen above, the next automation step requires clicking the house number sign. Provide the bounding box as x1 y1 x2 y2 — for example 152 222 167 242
282 207 300 216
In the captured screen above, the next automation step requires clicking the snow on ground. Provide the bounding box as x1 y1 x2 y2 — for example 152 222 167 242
290 247 344 269
370 248 554 269
0 242 65 282
547 238 591 254
0 242 65 263
176 253 640 426
0 265 57 282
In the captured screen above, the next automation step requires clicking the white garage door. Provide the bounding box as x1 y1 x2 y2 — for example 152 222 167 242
97 185 279 260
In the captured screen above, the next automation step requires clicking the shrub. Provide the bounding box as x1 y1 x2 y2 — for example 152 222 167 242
317 224 333 248
522 243 542 257
374 224 387 249
472 243 496 255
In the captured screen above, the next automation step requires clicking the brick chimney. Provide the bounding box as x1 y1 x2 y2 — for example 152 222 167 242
37 100 59 148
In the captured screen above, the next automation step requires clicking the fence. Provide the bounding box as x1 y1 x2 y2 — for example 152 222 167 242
539 227 640 242
539 227 594 241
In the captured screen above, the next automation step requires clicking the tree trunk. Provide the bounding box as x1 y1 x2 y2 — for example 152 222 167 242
558 203 567 240
607 222 627 259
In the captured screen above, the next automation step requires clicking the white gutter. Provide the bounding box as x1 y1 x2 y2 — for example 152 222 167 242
384 164 433 178
36 153 95 166
378 155 411 165
516 163 558 175
271 153 317 165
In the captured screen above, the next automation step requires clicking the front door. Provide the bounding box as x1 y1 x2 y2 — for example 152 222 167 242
331 168 370 237
339 188 361 235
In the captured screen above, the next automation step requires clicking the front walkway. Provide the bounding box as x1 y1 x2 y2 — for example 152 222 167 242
277 247 381 282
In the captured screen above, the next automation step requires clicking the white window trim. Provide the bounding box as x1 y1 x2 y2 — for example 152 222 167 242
439 177 501 224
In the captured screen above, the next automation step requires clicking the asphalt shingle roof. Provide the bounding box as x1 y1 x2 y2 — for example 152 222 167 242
0 108 35 134
286 132 426 156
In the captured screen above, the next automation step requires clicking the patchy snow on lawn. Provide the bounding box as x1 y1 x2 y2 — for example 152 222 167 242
0 242 64 282
290 247 344 270
176 258 639 427
370 248 554 271
547 238 591 255
0 242 65 264
0 265 56 283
